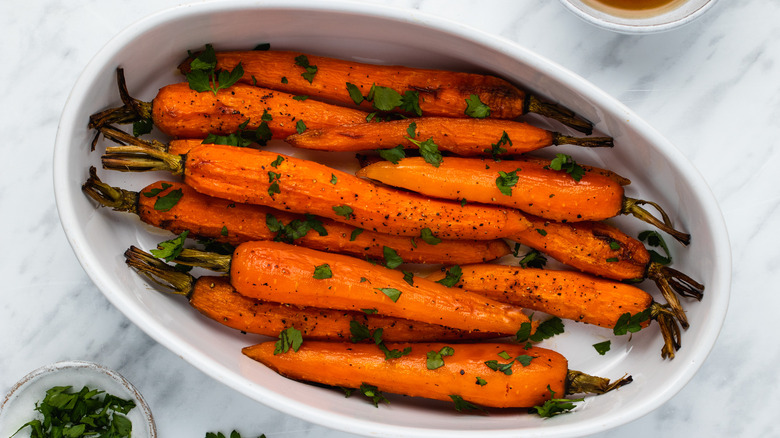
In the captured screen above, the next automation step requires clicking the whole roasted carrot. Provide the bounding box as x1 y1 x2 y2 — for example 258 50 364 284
243 341 631 409
179 49 595 134
124 247 497 342
513 214 704 329
286 117 613 155
82 169 511 265
164 240 535 336
426 264 682 359
357 156 690 244
100 143 532 240
88 68 368 143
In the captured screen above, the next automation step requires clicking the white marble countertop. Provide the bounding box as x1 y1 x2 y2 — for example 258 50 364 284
2 0 778 436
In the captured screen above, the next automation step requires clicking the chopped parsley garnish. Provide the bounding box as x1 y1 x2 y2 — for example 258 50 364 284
420 228 442 245
132 117 153 137
332 205 354 219
485 351 535 376
485 131 511 161
313 264 333 279
349 322 411 360
270 155 284 168
267 171 281 196
613 309 652 336
516 316 565 343
449 395 486 413
142 182 172 198
530 386 584 418
426 346 454 370
254 42 271 51
435 265 462 288
152 187 183 211
186 44 244 95
346 82 364 104
496 169 521 196
265 213 327 243
365 85 422 116
377 145 406 164
151 230 189 262
376 287 402 302
383 246 404 269
638 230 673 265
292 95 308 101
402 271 415 285
609 241 621 250
274 327 303 354
220 226 229 237
360 383 389 407
295 120 307 134
464 94 490 118
475 377 487 386
207 432 266 438
349 228 363 241
518 249 547 269
536 228 548 236
294 55 318 83
330 173 338 184
11 385 137 438
406 136 442 167
593 340 611 355
548 153 585 182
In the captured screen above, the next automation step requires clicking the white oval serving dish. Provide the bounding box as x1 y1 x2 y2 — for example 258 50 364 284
53 1 730 437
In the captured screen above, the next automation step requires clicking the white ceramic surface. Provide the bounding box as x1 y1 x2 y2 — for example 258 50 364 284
51 2 729 437
0 361 156 438
559 0 717 33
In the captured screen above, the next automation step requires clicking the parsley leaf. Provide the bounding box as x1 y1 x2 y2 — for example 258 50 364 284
530 386 584 418
426 346 454 370
548 153 585 182
475 377 487 386
435 265 462 288
420 228 442 245
613 309 652 335
638 230 673 265
346 82 364 104
313 264 333 279
142 182 172 198
332 205 354 219
295 120 307 134
383 246 404 269
398 90 423 116
529 317 565 342
377 145 406 164
402 271 415 285
376 287 402 302
593 340 611 355
360 383 389 407
349 228 363 241
254 42 271 51
330 173 338 184
518 249 547 269
406 136 443 167
186 44 244 95
274 327 303 354
153 187 183 211
496 169 520 196
265 213 327 243
464 94 491 118
132 117 154 137
485 131 511 160
294 55 318 83
368 85 403 111
449 395 486 413
150 231 189 262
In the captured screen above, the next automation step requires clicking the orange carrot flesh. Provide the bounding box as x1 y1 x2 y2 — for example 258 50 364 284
426 264 652 329
190 276 498 342
242 341 567 408
356 157 624 222
151 82 368 139
286 117 554 154
183 144 531 239
137 181 511 264
189 50 528 119
229 241 533 335
512 215 651 281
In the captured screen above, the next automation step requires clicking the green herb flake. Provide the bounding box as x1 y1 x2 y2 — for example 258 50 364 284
609 241 621 251
254 43 271 51
186 44 244 96
426 346 455 370
485 131 512 160
613 309 652 336
332 205 354 220
496 169 520 196
376 287 402 302
346 82 364 104
293 95 309 101
638 230 673 265
402 271 415 285
593 340 611 355
294 55 318 83
536 228 548 236
330 173 338 184
281 76 288 84
360 383 389 407
449 395 486 413
349 228 363 241
475 377 487 386
270 155 285 168
377 145 406 164
142 182 173 198
220 226 229 237
368 85 403 111
153 187 183 211
420 228 442 245
606 257 619 262
383 246 404 269
296 120 307 134
529 317 565 342
518 249 547 269
132 117 154 137
408 137 443 167
530 386 584 418
436 265 462 288
464 94 491 118
150 230 189 262
548 153 586 182
313 263 333 279
274 327 303 354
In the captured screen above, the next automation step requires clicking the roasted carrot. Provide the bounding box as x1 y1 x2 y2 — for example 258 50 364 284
82 169 511 265
100 143 532 240
179 49 595 134
426 264 682 358
286 117 613 155
162 240 534 336
243 341 631 409
88 68 368 144
357 156 691 244
124 247 497 342
512 214 704 328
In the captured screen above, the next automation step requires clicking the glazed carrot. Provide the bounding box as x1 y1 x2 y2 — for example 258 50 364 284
357 156 691 244
88 68 368 142
165 240 534 335
124 248 497 342
179 50 595 134
100 143 532 240
286 117 613 155
426 264 682 358
82 169 511 265
243 341 632 408
513 215 704 329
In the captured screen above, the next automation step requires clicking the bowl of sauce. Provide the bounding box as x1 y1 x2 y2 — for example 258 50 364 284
559 0 717 33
